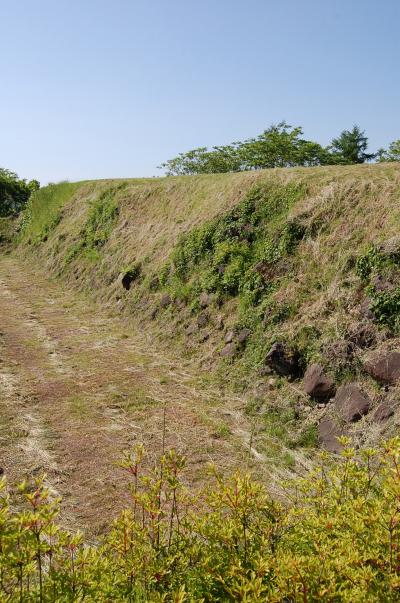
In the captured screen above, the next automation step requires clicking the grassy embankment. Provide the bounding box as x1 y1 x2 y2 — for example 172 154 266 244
17 163 400 460
2 163 400 600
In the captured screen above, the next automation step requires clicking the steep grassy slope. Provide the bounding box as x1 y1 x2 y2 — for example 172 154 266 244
18 163 400 459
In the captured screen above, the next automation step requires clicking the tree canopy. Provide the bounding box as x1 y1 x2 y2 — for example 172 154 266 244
159 123 389 176
0 168 39 217
329 125 376 164
377 139 400 162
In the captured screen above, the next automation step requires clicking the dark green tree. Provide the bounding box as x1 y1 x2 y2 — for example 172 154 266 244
159 122 332 175
0 168 40 217
240 122 330 169
329 125 375 164
159 145 243 175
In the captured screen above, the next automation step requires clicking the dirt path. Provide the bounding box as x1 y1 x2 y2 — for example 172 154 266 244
0 254 257 534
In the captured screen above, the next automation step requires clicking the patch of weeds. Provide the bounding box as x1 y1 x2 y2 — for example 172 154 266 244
356 246 385 281
0 217 15 247
262 406 298 448
153 181 308 383
158 264 172 286
35 212 63 243
22 338 41 349
65 241 83 264
369 288 400 330
68 396 91 418
282 451 296 468
244 397 264 416
84 189 119 248
65 189 119 264
83 247 102 263
289 424 318 449
332 354 362 383
356 245 400 331
165 181 306 309
213 422 231 439
263 299 297 326
292 325 321 365
121 389 159 410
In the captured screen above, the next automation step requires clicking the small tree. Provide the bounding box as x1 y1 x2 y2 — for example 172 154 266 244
329 125 375 164
377 139 400 162
0 168 40 217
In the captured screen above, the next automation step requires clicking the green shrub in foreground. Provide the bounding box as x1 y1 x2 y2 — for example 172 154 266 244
1 439 400 601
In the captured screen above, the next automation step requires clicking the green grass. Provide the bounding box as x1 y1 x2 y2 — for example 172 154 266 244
20 181 82 242
356 244 400 330
63 186 120 265
68 395 92 418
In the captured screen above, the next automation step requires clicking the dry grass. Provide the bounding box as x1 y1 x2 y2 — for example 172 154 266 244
0 255 273 535
8 161 400 526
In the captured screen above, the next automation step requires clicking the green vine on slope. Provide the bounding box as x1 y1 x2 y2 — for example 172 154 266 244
159 181 307 312
65 188 119 263
356 244 400 330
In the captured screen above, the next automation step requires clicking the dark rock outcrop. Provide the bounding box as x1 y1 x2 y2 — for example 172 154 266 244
149 276 160 291
373 400 395 423
220 343 237 358
364 351 400 385
360 298 375 321
237 328 251 344
372 274 396 292
197 313 209 328
121 264 142 290
199 292 212 308
323 341 355 371
186 323 197 336
265 342 302 378
303 364 336 402
380 235 400 257
318 417 345 454
334 384 372 423
122 272 134 291
348 323 376 349
160 293 172 308
224 330 235 344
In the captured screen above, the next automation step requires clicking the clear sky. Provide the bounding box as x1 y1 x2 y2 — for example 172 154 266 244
1 0 399 184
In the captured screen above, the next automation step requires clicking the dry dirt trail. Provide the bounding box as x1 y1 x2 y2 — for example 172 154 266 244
0 254 259 534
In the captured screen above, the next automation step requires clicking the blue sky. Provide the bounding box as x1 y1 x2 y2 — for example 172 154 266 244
1 0 399 184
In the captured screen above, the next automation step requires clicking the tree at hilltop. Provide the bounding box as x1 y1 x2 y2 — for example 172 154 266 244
240 122 330 170
377 139 400 162
0 168 40 217
329 125 376 164
160 122 331 176
160 122 382 175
